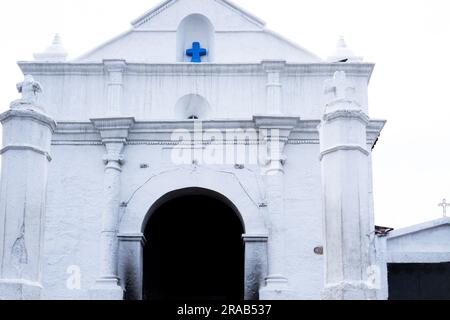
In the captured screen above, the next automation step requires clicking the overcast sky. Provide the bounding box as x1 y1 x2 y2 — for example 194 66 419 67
0 0 449 229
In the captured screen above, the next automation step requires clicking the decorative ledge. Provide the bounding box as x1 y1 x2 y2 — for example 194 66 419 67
51 119 385 148
242 234 269 242
18 61 375 78
118 233 147 246
323 109 370 125
320 145 370 161
0 145 52 162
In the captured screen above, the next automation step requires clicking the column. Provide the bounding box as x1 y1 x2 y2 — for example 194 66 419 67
90 117 135 300
255 116 298 300
243 235 268 301
104 60 126 116
319 71 376 300
0 75 56 299
118 234 146 300
262 60 285 115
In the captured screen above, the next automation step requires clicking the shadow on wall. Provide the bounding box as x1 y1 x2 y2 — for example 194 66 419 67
174 94 212 120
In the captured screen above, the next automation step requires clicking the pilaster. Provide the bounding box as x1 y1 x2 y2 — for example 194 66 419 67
255 116 298 300
262 60 286 115
118 233 146 300
89 117 135 300
243 235 268 300
104 60 127 116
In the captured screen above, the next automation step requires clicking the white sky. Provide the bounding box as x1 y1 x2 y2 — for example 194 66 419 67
0 0 449 229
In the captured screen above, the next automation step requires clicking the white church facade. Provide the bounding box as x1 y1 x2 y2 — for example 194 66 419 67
1 0 450 300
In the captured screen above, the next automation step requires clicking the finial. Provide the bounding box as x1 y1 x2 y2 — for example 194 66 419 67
34 33 68 62
327 36 363 63
52 33 63 46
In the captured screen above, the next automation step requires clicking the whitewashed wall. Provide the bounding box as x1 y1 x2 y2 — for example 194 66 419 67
41 135 327 299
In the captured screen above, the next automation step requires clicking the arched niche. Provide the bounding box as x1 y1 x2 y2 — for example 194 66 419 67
176 14 215 62
174 94 212 120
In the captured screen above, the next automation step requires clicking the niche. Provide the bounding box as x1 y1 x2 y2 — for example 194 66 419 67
176 14 215 63
174 94 212 120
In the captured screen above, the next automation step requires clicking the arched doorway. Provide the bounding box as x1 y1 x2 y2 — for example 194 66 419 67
142 188 245 301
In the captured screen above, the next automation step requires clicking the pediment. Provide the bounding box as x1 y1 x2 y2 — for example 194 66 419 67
131 0 265 31
75 0 321 63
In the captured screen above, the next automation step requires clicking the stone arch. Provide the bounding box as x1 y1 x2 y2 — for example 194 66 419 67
176 14 215 62
174 94 212 120
141 187 245 234
117 167 269 300
119 167 267 235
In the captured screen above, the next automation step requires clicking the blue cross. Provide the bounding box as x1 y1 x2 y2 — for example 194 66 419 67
186 42 207 63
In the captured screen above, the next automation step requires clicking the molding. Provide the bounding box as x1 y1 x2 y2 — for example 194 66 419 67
0 109 57 132
323 109 370 125
387 217 450 240
0 145 52 162
131 0 177 28
18 62 375 78
261 60 286 72
104 59 127 73
91 117 136 143
130 0 266 29
320 145 369 161
0 279 43 288
51 119 384 147
118 233 147 246
253 115 300 129
386 252 450 264
242 234 269 243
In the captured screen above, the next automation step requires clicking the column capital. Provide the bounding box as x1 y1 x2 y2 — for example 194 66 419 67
254 116 299 167
91 117 135 168
91 117 135 143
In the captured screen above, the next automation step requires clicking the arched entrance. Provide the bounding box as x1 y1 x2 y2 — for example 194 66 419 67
142 188 245 301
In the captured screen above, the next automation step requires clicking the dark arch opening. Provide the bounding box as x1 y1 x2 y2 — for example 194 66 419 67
143 188 245 301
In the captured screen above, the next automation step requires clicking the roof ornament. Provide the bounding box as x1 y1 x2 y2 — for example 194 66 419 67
34 34 68 62
327 36 363 63
10 75 44 110
438 199 449 217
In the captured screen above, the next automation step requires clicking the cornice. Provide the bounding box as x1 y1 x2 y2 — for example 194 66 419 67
253 115 301 129
130 0 266 29
131 0 176 28
51 119 384 148
18 62 374 79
